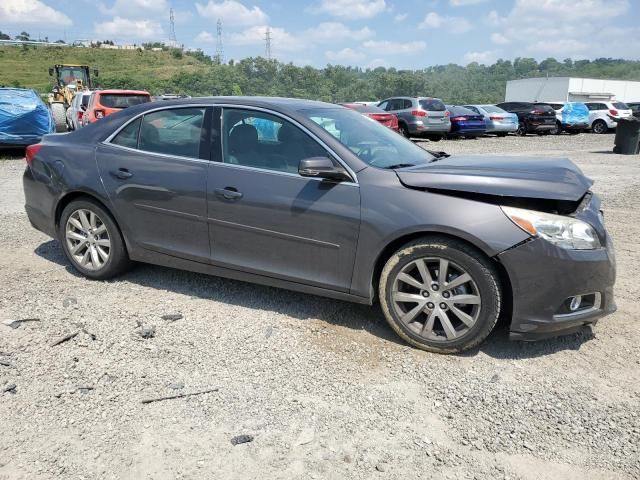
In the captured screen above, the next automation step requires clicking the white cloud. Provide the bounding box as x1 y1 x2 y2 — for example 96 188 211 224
463 50 497 65
305 22 373 42
363 40 426 55
195 31 215 43
195 1 268 26
490 32 509 45
487 0 636 58
100 0 168 18
325 47 365 63
95 17 164 39
394 13 408 22
419 12 471 33
450 0 486 5
0 0 72 26
228 25 304 51
316 0 386 19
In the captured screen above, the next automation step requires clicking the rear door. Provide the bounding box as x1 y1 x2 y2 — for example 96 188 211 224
206 107 361 291
96 106 211 262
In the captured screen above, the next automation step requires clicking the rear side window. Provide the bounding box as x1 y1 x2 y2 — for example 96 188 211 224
138 108 206 158
402 99 413 109
81 95 91 107
419 99 446 111
112 117 142 149
613 102 629 109
100 94 150 109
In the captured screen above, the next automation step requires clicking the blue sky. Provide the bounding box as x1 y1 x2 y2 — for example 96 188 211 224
1 0 639 68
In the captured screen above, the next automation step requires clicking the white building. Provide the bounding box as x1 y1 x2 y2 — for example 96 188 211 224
505 77 640 103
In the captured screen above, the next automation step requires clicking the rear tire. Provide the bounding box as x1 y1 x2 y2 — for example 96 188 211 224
50 103 67 133
516 122 527 136
399 124 410 138
592 119 608 134
58 198 131 280
496 132 508 137
379 237 501 353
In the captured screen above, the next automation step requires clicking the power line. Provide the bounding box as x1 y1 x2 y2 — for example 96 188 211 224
265 27 272 60
215 18 224 64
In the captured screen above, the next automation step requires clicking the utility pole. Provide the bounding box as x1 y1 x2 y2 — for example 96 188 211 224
265 27 272 60
215 18 224 64
169 8 177 47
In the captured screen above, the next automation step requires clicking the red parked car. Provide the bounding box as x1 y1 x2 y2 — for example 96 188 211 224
339 103 399 132
82 89 151 126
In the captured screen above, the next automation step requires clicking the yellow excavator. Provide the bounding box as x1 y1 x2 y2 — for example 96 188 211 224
48 64 98 132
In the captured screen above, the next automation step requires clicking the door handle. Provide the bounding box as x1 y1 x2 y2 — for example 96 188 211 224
111 168 133 180
214 187 243 200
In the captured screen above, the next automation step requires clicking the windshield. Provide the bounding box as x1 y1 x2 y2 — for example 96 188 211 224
613 102 629 110
58 67 88 86
419 99 446 111
480 105 505 114
100 94 150 109
302 107 435 168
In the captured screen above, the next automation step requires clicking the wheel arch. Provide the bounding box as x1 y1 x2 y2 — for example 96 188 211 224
54 191 132 253
369 230 513 314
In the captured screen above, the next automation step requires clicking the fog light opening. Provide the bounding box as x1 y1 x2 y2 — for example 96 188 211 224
569 295 582 312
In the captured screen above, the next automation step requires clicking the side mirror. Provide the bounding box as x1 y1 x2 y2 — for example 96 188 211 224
299 157 351 182
48 68 54 76
80 104 87 111
93 69 99 77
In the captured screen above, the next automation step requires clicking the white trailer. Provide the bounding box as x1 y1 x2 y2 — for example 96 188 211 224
505 77 640 103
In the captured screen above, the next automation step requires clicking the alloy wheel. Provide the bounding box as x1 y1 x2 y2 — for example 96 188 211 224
391 257 481 341
65 208 111 271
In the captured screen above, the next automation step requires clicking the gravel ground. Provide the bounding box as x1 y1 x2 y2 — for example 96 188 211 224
1 133 639 480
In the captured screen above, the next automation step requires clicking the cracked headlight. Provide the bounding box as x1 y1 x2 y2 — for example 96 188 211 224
501 206 601 250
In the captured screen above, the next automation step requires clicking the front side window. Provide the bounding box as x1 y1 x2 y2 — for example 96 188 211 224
222 109 327 174
137 108 205 158
304 107 435 169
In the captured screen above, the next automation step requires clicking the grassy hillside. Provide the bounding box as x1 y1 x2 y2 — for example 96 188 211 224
0 45 208 94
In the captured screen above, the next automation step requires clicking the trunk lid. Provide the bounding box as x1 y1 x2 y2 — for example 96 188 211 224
395 155 593 202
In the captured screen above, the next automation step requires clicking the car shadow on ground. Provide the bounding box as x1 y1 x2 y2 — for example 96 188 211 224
34 239 597 359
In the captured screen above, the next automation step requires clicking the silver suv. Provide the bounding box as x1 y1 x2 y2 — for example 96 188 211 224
377 96 451 140
585 101 632 134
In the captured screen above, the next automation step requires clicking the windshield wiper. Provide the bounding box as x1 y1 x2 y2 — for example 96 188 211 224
384 163 417 169
426 150 450 163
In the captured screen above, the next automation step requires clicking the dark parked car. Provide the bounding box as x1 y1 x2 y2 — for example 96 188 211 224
377 96 450 140
446 105 487 138
339 103 399 132
23 97 616 353
628 102 640 119
496 102 557 136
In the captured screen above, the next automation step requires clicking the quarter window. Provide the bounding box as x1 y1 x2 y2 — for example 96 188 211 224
111 117 141 149
138 108 205 158
222 109 327 174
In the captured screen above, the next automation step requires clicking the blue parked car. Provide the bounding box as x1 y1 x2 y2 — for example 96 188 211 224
542 102 590 135
446 105 487 138
0 88 55 146
464 104 518 136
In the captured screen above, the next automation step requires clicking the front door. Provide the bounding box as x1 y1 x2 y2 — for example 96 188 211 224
96 107 211 262
206 107 361 291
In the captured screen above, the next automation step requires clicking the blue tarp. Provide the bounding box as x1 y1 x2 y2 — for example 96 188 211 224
0 88 55 145
561 102 589 126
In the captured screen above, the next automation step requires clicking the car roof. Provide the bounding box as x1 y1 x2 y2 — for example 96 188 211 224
97 89 151 95
136 96 341 112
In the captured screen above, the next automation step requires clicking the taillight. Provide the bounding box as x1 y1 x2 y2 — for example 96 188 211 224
609 109 618 116
77 111 84 120
453 116 468 121
411 110 427 117
95 110 105 119
444 110 450 117
25 144 43 167
489 116 503 120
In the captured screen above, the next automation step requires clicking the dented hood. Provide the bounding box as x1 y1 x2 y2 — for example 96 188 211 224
395 155 593 202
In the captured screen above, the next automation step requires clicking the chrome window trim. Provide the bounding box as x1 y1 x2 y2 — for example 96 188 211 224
101 143 211 164
102 102 358 184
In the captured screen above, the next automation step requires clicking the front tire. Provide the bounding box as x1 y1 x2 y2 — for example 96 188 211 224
58 198 130 280
516 122 527 136
379 237 501 353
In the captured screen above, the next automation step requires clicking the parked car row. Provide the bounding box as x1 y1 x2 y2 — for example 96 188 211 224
344 96 637 139
66 89 152 130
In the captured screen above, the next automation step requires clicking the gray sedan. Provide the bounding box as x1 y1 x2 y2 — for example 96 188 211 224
23 97 616 353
